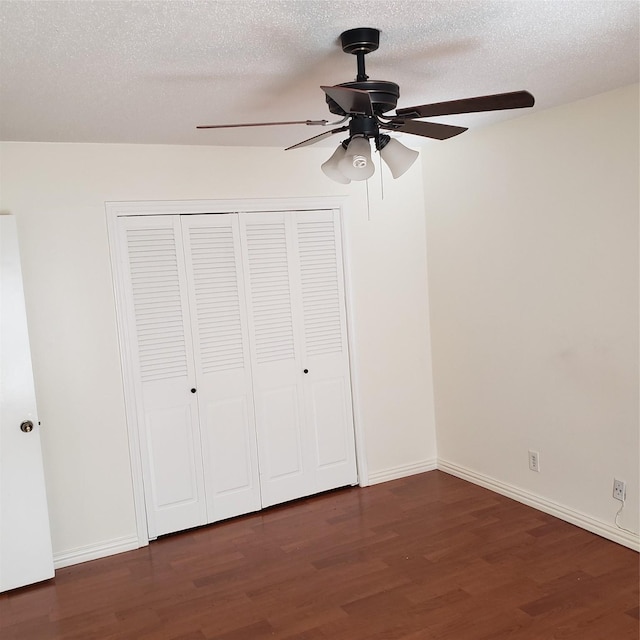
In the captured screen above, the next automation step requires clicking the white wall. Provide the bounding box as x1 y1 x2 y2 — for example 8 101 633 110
423 84 639 547
0 142 437 562
3 84 635 565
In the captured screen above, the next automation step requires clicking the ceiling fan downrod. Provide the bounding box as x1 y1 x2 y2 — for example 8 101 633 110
340 27 380 82
356 51 368 82
324 29 400 118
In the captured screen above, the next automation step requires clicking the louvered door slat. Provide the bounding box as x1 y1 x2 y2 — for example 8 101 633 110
243 220 296 365
297 218 344 358
126 227 189 382
187 225 245 375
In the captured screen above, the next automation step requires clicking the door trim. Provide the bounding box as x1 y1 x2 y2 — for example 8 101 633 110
106 197 367 547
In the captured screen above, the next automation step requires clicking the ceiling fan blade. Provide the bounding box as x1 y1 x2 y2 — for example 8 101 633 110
383 120 467 140
396 90 535 118
197 119 329 129
285 126 349 151
321 86 375 116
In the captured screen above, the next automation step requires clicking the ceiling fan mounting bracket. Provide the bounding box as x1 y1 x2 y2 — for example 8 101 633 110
340 27 380 55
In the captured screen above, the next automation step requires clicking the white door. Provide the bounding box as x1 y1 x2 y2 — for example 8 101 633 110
181 215 261 521
240 210 357 507
293 211 357 493
240 212 311 507
114 207 357 536
0 215 54 592
118 216 207 538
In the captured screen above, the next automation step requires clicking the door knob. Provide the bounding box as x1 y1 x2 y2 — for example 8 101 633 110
20 420 34 433
303 369 309 374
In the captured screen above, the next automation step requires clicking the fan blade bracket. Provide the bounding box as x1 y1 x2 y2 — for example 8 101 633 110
391 109 421 119
321 85 375 117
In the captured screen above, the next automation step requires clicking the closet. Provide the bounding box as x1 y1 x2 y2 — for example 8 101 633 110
114 208 357 539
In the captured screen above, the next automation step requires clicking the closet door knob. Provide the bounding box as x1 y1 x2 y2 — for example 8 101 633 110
190 388 197 393
303 369 309 374
20 420 34 433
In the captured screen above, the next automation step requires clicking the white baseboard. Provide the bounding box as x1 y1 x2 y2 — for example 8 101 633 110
53 534 140 569
366 458 438 486
52 460 438 570
51 460 637 570
438 459 639 552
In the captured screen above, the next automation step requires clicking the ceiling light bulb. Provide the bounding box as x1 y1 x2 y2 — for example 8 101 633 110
338 137 374 181
352 155 367 168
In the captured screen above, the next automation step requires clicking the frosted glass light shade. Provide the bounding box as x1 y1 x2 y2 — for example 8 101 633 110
338 136 375 181
321 145 351 184
379 138 419 178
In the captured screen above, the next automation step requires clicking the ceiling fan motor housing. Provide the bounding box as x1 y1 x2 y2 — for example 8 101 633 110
346 113 379 141
326 80 400 116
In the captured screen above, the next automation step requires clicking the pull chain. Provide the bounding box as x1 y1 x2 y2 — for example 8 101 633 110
366 178 371 222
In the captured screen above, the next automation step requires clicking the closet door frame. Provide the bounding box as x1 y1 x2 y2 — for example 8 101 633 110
106 197 368 547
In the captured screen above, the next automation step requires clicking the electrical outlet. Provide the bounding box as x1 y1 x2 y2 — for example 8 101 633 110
528 450 540 472
613 479 626 501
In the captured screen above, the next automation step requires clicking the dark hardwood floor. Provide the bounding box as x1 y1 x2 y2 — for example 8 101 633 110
1 471 638 639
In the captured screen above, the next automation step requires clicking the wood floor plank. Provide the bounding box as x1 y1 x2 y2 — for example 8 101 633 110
1 471 637 639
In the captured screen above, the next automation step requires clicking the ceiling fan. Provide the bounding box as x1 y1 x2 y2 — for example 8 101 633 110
197 28 535 183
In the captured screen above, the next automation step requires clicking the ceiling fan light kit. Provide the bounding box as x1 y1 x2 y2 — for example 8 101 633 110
197 27 535 184
377 136 420 179
321 145 351 184
338 136 375 181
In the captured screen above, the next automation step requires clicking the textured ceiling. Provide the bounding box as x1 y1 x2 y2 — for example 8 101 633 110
0 1 638 148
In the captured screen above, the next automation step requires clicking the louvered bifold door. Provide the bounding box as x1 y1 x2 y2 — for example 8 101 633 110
239 212 313 507
181 215 261 522
118 216 207 538
292 210 357 493
239 210 357 508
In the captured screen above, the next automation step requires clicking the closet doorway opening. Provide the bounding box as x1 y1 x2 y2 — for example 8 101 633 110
107 197 365 545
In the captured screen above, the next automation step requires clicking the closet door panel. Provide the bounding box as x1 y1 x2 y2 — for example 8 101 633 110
206 397 252 492
294 211 357 491
119 216 206 538
260 384 304 478
181 215 261 521
144 403 200 508
239 213 311 507
307 377 350 467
